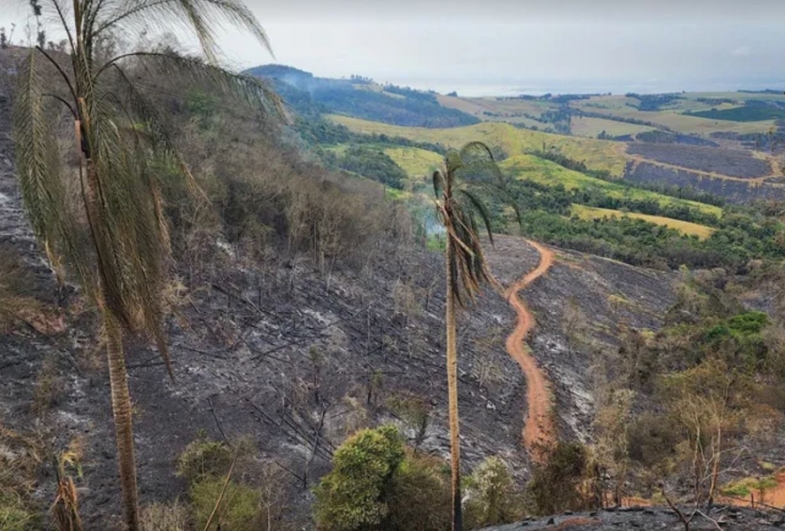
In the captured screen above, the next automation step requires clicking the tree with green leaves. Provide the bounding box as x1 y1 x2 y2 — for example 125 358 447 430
432 142 520 531
12 1 280 529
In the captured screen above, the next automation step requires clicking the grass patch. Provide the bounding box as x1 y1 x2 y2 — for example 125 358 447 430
571 204 716 239
721 476 779 498
383 146 443 179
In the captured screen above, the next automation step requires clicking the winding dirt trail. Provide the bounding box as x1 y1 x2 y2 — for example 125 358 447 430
504 240 556 462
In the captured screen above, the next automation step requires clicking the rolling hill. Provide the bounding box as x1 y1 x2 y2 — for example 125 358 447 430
327 114 629 177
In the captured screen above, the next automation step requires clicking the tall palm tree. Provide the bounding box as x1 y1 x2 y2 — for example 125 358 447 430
433 142 520 531
13 1 279 529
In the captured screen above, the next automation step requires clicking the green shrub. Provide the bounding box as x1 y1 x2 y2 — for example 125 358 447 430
313 425 405 531
464 457 522 529
191 478 261 531
176 433 233 483
386 452 451 531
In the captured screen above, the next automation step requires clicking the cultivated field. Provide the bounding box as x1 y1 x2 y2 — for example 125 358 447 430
569 95 776 136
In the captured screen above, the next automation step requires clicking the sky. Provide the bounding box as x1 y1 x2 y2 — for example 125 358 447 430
3 0 785 95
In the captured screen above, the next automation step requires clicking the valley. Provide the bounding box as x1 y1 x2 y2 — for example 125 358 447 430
3 16 785 529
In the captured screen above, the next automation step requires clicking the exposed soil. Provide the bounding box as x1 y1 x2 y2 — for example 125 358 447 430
504 240 555 461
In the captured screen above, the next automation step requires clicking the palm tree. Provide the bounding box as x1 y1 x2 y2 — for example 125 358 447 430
13 1 279 529
432 142 520 531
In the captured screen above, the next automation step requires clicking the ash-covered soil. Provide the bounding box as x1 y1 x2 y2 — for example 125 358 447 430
626 143 772 179
625 160 785 204
485 236 676 442
483 505 785 530
2 50 682 527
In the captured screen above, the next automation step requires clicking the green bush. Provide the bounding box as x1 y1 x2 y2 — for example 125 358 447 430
314 425 454 531
176 433 233 483
314 425 405 531
386 452 451 531
191 478 261 531
464 457 522 529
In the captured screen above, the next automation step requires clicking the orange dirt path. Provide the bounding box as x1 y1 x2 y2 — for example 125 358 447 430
504 240 556 462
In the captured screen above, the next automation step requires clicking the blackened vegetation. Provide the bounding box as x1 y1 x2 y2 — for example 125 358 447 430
626 144 772 179
625 162 785 205
634 130 719 147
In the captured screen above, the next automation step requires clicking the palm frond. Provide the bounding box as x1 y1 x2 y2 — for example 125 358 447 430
102 52 284 119
437 141 518 307
13 50 95 291
458 189 494 245
93 0 273 60
79 94 174 377
433 169 445 199
459 141 496 162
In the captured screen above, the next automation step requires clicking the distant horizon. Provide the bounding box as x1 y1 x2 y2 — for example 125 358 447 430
255 62 785 98
5 0 785 102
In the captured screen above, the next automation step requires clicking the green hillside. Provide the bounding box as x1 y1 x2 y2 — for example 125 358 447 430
327 114 628 176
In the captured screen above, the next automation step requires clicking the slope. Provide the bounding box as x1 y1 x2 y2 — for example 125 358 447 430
327 114 628 177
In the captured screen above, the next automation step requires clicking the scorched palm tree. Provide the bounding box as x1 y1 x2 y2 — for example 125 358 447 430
433 142 520 531
13 1 279 529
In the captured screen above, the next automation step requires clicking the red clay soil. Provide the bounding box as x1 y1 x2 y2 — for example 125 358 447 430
504 240 556 463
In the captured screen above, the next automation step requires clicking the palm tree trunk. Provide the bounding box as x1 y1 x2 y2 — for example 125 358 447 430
445 239 462 531
104 312 140 531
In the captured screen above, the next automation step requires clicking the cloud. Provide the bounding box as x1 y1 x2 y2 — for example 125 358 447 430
732 46 752 57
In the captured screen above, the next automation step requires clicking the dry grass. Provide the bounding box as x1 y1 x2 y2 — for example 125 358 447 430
0 423 44 530
140 500 189 531
0 253 46 334
32 355 65 416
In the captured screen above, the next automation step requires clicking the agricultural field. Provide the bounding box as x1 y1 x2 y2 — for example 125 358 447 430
626 143 772 179
569 95 776 136
570 116 656 138
437 94 558 121
500 154 723 216
571 204 715 239
327 114 628 176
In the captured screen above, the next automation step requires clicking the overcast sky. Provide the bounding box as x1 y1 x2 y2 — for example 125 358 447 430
3 0 785 95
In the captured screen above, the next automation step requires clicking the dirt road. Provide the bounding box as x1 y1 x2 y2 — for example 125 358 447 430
504 240 556 462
